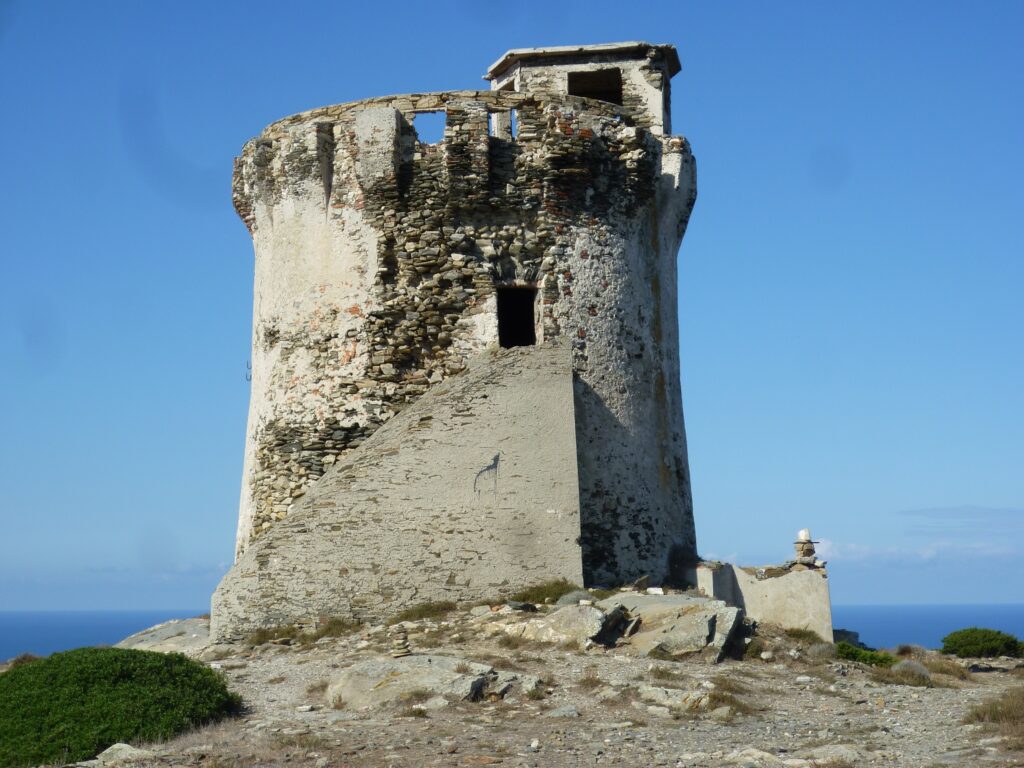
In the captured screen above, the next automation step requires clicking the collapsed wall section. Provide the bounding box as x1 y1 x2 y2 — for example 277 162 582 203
211 342 583 639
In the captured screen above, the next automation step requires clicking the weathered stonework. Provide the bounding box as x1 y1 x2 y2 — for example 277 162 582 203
212 342 583 639
230 42 698 592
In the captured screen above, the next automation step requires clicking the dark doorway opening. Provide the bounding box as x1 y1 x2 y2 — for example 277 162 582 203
567 68 623 105
497 287 537 348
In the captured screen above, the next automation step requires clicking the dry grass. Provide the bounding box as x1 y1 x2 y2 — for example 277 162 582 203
246 625 299 646
398 688 433 705
271 732 332 750
924 658 970 680
508 579 580 604
576 670 604 690
869 666 933 688
647 646 684 662
514 654 544 664
706 689 755 716
266 675 286 684
526 687 546 700
710 675 751 695
303 616 362 641
399 706 428 718
306 679 329 696
387 601 457 624
650 665 686 682
964 686 1024 750
416 627 450 646
246 615 362 646
785 628 826 644
454 661 473 673
497 634 528 649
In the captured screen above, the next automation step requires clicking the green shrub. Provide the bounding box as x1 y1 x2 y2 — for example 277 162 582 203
0 647 241 767
941 628 1021 659
835 641 896 667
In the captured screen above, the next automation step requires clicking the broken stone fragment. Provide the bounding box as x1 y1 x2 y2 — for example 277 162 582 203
505 600 538 612
504 604 608 645
597 593 743 661
638 684 709 711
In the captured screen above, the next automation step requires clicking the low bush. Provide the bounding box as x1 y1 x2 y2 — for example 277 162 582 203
941 628 1021 659
893 644 927 658
870 659 932 687
835 642 896 667
923 658 970 680
0 647 240 768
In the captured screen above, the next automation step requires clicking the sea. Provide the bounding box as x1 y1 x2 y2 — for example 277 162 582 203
0 610 205 662
831 604 1024 650
1 604 1023 661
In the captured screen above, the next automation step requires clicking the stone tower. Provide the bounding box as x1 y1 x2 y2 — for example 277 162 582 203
216 43 698 634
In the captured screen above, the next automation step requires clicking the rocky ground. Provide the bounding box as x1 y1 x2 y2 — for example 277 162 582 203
52 592 1024 768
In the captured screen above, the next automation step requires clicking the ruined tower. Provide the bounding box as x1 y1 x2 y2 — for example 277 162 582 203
213 43 698 637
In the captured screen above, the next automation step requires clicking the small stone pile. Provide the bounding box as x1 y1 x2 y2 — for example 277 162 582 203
389 627 411 658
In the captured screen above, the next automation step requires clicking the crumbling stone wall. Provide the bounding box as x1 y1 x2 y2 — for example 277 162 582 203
232 84 697 585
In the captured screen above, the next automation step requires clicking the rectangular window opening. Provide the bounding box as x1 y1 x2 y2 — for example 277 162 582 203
497 287 537 348
412 111 446 145
567 68 623 106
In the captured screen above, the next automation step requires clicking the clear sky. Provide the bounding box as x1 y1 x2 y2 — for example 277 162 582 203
1 1 1021 610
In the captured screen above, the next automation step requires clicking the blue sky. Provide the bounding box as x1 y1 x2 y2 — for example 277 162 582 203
1 1 1021 610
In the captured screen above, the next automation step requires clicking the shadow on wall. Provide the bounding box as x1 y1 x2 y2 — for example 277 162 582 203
573 376 696 587
715 564 746 611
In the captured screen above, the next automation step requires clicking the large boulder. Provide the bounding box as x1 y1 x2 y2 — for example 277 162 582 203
499 604 611 645
597 593 743 660
115 618 210 657
327 655 495 710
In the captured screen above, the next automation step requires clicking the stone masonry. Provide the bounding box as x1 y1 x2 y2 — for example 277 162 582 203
212 342 583 639
227 42 698 603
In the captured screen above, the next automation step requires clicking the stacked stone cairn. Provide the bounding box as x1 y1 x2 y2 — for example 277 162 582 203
390 627 412 658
